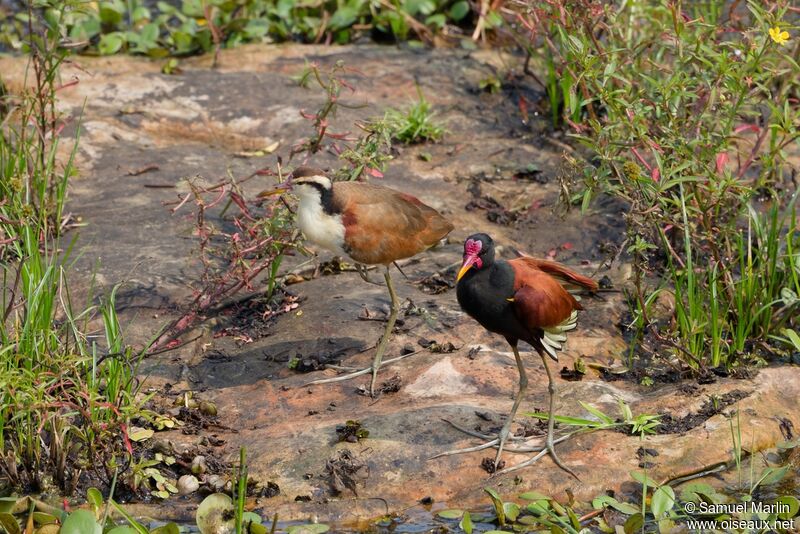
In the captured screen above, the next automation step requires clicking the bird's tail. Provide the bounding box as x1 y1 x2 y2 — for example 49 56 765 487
541 309 578 361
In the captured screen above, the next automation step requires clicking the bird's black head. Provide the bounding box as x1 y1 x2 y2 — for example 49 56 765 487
457 233 495 282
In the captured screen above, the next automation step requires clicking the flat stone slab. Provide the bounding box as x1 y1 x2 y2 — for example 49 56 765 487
1 45 797 523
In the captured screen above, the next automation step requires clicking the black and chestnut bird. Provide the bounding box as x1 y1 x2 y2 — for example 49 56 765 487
454 233 597 477
267 167 454 395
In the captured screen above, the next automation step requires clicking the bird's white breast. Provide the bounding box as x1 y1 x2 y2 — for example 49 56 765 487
296 190 347 256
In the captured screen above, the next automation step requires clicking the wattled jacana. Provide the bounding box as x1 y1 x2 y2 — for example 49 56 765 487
455 233 597 477
267 167 453 395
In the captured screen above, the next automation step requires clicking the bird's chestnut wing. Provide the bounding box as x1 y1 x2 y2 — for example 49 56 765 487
509 265 582 329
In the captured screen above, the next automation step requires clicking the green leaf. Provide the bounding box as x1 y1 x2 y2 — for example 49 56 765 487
579 401 615 424
43 8 61 30
623 512 644 534
781 328 800 350
31 512 58 526
170 30 195 52
527 501 551 516
60 510 102 534
567 506 581 530
483 488 505 525
86 487 104 511
139 22 160 45
567 34 584 54
459 510 473 534
132 5 151 22
0 513 21 534
404 0 435 16
242 511 263 525
108 527 139 534
678 482 720 504
244 18 270 39
448 1 470 21
650 485 675 519
484 10 503 28
502 502 520 522
425 14 446 29
0 498 18 514
519 491 550 501
526 412 599 427
630 470 658 488
777 496 799 520
592 495 639 515
328 6 359 30
437 509 464 519
755 466 789 489
98 32 124 55
99 1 124 25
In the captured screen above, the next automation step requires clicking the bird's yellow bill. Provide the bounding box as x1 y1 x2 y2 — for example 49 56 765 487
257 186 289 198
456 263 473 282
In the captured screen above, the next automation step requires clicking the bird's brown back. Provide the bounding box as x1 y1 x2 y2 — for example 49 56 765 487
333 181 453 265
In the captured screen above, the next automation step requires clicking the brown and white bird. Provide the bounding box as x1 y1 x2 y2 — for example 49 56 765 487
454 233 597 476
270 167 453 395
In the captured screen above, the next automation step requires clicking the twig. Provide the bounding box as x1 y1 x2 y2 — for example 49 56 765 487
302 349 424 386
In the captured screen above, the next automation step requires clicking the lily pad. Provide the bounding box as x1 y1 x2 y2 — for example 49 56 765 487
436 509 464 519
196 493 235 534
60 510 102 534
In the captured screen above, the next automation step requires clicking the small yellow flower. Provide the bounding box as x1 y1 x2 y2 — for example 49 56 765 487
769 26 790 45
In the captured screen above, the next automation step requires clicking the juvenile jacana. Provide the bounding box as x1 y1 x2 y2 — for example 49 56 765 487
269 167 453 395
455 233 597 477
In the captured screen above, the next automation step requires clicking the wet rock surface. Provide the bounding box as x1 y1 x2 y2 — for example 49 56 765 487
2 45 798 522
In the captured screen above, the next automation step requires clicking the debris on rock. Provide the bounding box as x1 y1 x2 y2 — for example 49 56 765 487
326 450 369 496
335 420 369 443
418 338 457 353
480 457 505 473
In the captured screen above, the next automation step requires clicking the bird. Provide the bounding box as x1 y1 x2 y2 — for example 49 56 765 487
454 232 597 477
264 166 454 395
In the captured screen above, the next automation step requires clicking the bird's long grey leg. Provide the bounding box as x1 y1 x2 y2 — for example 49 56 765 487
356 263 384 286
369 265 399 397
539 349 580 481
494 342 528 469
